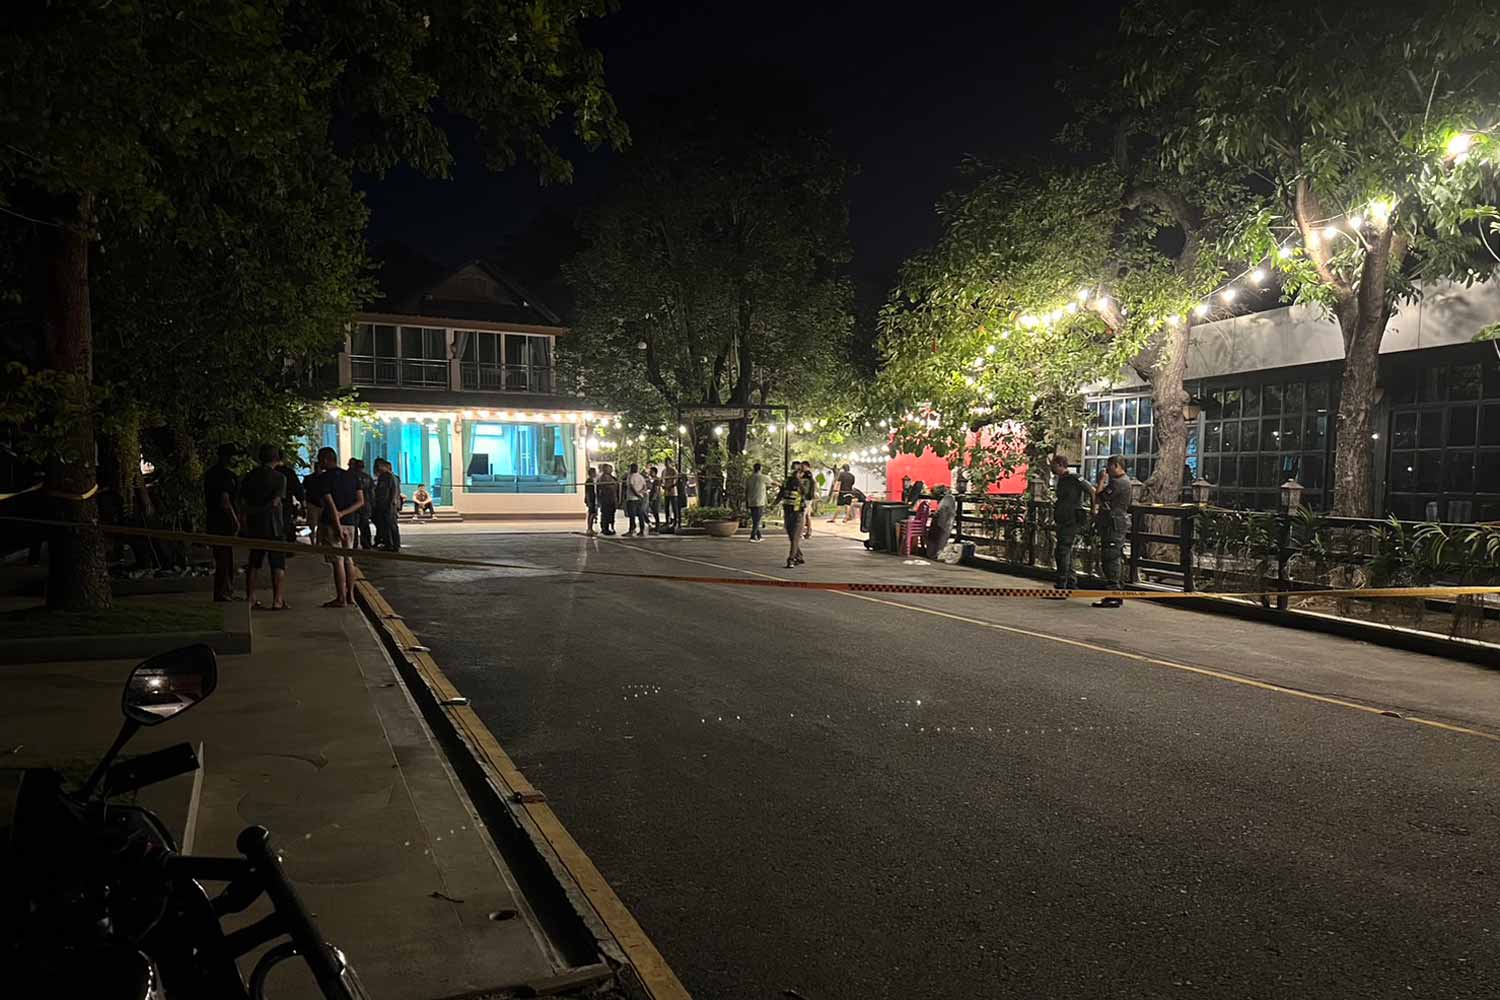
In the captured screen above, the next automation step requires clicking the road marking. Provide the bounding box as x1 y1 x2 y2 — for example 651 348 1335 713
603 539 1500 745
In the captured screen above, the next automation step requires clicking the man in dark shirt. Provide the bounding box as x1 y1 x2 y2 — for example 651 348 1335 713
203 444 240 602
348 458 375 549
829 464 858 523
372 458 402 551
1092 454 1134 608
276 449 303 544
1050 454 1091 591
306 446 364 607
238 444 287 609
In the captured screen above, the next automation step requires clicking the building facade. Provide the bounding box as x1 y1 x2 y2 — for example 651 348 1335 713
1082 278 1500 521
316 255 602 519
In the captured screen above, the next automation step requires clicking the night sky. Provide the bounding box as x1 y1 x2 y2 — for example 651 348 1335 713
361 0 1123 304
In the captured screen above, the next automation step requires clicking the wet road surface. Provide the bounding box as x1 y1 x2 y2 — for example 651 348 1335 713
364 528 1500 1000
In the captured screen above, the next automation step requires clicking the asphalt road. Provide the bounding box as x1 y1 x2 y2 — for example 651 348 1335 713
364 527 1500 1000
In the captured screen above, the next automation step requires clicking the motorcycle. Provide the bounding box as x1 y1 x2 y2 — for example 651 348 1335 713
0 643 370 998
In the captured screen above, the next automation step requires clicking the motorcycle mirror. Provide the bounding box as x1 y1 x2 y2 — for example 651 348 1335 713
123 644 218 726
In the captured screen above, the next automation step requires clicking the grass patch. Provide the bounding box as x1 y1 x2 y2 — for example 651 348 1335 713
0 601 224 640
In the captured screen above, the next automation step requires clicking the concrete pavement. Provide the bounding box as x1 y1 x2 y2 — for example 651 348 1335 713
364 527 1500 1000
0 562 595 999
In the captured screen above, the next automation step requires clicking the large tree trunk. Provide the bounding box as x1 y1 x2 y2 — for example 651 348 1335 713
1138 322 1191 506
44 193 111 610
1331 310 1385 517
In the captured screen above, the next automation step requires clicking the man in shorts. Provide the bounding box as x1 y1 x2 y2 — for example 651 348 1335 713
306 446 364 607
238 443 288 610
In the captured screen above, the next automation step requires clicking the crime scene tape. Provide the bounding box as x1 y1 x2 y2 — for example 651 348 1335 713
0 481 99 502
3 514 1499 605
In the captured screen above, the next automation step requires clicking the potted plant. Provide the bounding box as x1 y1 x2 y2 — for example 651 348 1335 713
685 505 740 538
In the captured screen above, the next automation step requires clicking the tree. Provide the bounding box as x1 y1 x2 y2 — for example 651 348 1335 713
0 0 624 608
873 158 1237 504
1120 0 1500 515
563 84 854 483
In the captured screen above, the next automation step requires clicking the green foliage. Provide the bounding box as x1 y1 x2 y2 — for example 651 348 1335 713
563 87 854 447
683 505 737 526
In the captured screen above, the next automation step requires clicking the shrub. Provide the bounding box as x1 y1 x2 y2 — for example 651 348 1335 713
683 505 738 526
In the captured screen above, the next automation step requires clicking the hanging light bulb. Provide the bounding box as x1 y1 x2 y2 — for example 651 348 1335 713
1077 288 1091 302
1278 245 1294 259
1194 303 1211 318
1250 268 1266 285
1347 215 1364 231
1370 199 1392 225
1169 314 1184 327
1066 302 1079 314
1020 314 1037 328
801 421 813 432
1221 289 1237 304
1322 225 1340 242
1447 132 1475 159
985 344 996 355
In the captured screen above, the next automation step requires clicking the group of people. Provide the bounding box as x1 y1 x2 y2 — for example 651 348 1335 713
584 460 687 536
1050 452 1134 609
201 444 421 610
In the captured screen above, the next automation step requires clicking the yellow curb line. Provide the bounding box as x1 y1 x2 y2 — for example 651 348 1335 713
350 568 692 1000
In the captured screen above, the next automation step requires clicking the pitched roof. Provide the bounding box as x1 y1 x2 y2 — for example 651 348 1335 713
367 243 564 328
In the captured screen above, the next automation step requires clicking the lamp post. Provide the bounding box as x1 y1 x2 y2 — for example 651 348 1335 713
1191 478 1213 505
1279 478 1305 513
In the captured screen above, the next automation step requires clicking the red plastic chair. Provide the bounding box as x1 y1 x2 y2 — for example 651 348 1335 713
898 501 932 556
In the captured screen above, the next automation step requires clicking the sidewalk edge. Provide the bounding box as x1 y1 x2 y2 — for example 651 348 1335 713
351 569 692 1000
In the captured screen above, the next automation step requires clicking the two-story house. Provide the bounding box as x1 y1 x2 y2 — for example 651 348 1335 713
317 250 602 520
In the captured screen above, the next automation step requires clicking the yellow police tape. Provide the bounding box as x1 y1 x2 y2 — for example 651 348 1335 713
3 514 1498 605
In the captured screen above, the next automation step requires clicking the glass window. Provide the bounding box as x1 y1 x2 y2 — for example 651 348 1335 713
1417 452 1443 492
1205 422 1222 453
374 325 396 358
1122 427 1138 456
1451 364 1481 401
1423 367 1444 403
1202 456 1219 484
1221 420 1238 453
1258 455 1278 487
1140 397 1153 427
1302 454 1324 491
1279 415 1301 450
351 417 452 505
1283 382 1304 413
1221 388 1241 419
1479 452 1500 493
1306 380 1328 413
461 420 577 494
1242 456 1260 487
1110 399 1126 427
1124 397 1138 426
1391 452 1416 491
1306 412 1328 450
1392 411 1417 449
1418 411 1444 449
1481 405 1500 447
1450 406 1477 447
1262 383 1282 414
352 324 374 356
1260 419 1280 452
1139 425 1153 456
1205 390 1223 420
1241 386 1260 418
1220 458 1240 487
1447 455 1476 493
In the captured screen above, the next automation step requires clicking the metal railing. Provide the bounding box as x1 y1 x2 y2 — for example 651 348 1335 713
349 355 448 389
459 362 555 394
945 493 1500 639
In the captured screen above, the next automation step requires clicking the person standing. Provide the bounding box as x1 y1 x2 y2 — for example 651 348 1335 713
239 444 288 610
372 458 402 551
779 463 807 568
276 449 303 545
702 457 723 508
623 462 648 537
1050 454 1090 591
348 458 375 549
584 467 599 537
661 459 679 530
745 462 769 541
829 464 858 523
203 443 240 602
647 465 663 531
1092 455 1134 609
799 462 816 540
673 459 688 529
596 463 620 536
306 446 364 608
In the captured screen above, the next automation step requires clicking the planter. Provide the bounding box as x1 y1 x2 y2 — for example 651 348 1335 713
703 519 740 538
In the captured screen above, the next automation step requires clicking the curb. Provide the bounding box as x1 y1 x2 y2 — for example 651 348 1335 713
351 568 692 1000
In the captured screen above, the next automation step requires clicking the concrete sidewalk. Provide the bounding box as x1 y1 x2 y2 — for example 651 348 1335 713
0 561 592 998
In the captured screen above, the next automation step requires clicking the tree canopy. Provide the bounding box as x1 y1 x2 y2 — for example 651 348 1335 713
563 85 854 474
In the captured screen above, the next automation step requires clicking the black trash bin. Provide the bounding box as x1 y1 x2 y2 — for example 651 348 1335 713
864 502 911 552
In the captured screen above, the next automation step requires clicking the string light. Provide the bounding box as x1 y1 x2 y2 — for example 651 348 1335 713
1278 246 1294 259
1194 303 1211 318
1370 199 1392 225
1447 132 1474 159
1250 268 1266 285
1322 225 1340 242
1220 288 1237 304
1347 215 1364 231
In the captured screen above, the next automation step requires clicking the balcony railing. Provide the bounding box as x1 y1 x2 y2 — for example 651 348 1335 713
350 355 449 389
460 362 555 394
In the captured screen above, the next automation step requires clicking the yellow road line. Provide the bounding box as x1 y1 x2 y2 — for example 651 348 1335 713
604 538 1500 745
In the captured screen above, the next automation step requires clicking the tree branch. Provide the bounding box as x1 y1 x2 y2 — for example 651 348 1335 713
1293 176 1354 304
